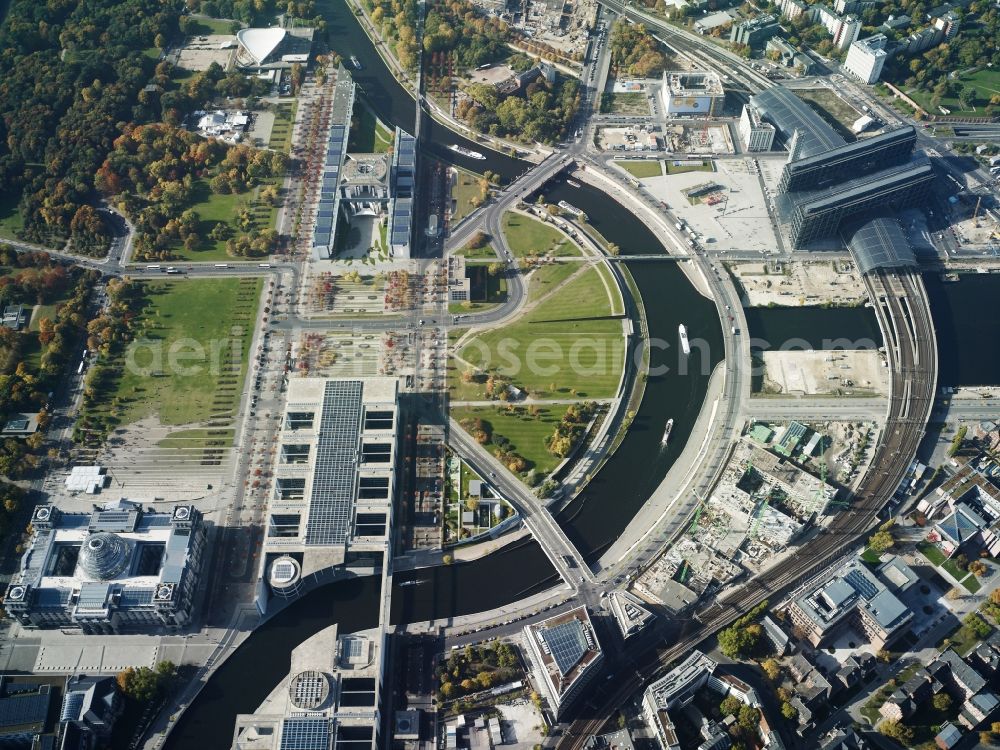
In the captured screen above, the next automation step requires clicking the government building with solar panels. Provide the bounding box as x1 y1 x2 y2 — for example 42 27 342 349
522 606 604 719
232 623 384 750
256 377 399 612
4 499 206 633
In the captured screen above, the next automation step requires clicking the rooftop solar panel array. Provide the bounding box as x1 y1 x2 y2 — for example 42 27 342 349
544 620 589 676
280 717 331 750
304 381 364 546
844 569 879 600
0 691 51 729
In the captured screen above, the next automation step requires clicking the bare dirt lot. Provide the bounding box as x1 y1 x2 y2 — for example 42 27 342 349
173 34 237 71
731 260 867 306
762 350 889 396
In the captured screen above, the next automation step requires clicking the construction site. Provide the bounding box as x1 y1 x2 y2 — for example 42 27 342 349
633 421 846 612
661 123 732 154
729 260 867 307
470 0 598 60
640 159 779 254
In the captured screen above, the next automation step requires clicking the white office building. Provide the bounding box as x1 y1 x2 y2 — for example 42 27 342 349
523 606 604 718
739 104 776 152
844 34 889 84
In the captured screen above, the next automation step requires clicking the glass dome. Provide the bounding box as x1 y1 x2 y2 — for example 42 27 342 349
78 532 131 580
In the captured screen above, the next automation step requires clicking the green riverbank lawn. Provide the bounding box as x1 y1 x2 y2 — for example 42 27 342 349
100 277 262 426
453 404 572 478
615 160 662 179
450 266 624 399
502 212 581 258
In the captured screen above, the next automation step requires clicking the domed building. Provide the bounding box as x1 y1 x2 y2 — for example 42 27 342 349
3 499 207 634
234 26 314 70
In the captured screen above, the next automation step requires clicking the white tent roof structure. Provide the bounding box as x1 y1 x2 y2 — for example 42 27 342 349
236 28 287 65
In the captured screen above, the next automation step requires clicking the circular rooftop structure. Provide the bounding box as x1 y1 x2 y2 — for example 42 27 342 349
268 555 301 591
78 532 131 581
236 28 287 65
289 670 329 710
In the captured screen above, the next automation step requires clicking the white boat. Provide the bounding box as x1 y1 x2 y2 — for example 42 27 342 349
398 579 426 587
662 418 674 444
349 55 362 69
566 179 581 188
449 144 486 160
679 323 690 355
558 200 587 219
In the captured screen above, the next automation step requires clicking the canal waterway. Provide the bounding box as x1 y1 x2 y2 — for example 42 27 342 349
160 30 922 737
164 538 559 750
743 306 883 351
924 273 1000 386
317 0 527 181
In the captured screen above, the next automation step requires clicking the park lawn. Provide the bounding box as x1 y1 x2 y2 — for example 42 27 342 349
451 266 625 399
664 160 715 175
502 212 580 258
29 304 59 332
452 404 571 480
615 160 662 179
594 262 624 315
0 191 24 241
905 67 1000 117
917 540 947 565
168 179 277 262
453 242 499 260
527 262 580 302
106 277 262 427
268 100 298 153
452 168 485 224
942 557 967 581
374 118 394 153
186 16 235 34
939 616 992 657
963 574 982 593
861 547 883 565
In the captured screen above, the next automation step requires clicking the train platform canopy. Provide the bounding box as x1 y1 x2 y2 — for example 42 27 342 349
847 216 918 274
749 87 845 160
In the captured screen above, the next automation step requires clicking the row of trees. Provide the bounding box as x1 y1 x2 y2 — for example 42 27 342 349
75 278 147 444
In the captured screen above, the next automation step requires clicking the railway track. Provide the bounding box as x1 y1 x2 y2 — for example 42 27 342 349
558 268 937 747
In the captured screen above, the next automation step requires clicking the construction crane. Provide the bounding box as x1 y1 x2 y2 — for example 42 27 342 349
687 493 709 536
